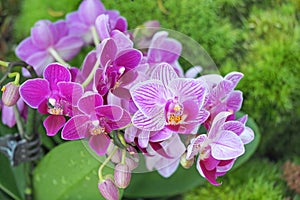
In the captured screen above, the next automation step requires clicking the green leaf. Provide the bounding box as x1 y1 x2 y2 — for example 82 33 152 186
33 140 118 200
0 154 23 200
124 165 205 198
233 113 261 169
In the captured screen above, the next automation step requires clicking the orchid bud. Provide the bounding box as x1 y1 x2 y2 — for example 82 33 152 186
98 178 119 200
1 82 20 106
180 153 194 169
114 163 131 189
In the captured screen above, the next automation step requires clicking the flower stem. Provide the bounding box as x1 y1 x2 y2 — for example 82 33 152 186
13 106 25 139
98 146 118 181
48 47 69 67
82 57 100 88
0 60 9 67
8 72 20 85
91 26 100 46
121 149 126 165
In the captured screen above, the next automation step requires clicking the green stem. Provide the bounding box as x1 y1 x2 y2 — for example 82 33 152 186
121 149 126 165
98 146 118 181
25 107 36 140
91 26 100 46
82 57 100 88
8 72 20 85
48 47 69 67
13 106 25 138
0 60 9 67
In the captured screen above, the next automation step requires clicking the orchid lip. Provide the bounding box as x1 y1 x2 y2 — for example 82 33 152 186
165 98 184 125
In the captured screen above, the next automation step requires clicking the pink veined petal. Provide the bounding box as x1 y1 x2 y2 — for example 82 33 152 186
169 78 207 106
61 115 90 140
149 142 173 159
78 92 103 114
97 38 117 67
115 49 142 70
238 114 248 124
55 36 84 61
226 90 243 112
106 109 131 130
78 0 105 25
185 66 203 78
15 37 41 61
111 30 133 50
95 105 123 121
130 80 167 117
217 159 235 173
44 115 66 136
96 15 111 42
222 121 245 136
224 72 244 88
31 20 54 49
150 63 178 87
43 63 71 90
213 79 234 101
198 160 220 186
152 37 182 63
208 111 233 139
211 130 245 160
114 16 127 32
157 159 180 178
58 82 84 106
138 130 150 148
89 134 110 156
19 79 50 108
132 110 165 131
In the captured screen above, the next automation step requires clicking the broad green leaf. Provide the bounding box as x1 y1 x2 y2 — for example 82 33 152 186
33 140 118 200
0 154 23 200
124 165 205 198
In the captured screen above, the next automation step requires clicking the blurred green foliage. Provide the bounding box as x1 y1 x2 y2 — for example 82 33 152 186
184 159 286 200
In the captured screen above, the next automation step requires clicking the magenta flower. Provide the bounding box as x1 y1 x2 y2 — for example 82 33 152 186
186 112 248 185
93 38 142 96
16 20 83 76
62 92 131 156
130 63 209 134
19 63 84 136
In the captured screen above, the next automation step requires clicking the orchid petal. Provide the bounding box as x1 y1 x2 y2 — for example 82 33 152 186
95 105 123 121
211 130 245 160
55 36 84 61
115 49 142 70
132 110 165 131
226 90 243 112
25 51 54 76
138 130 150 148
224 72 243 88
44 115 66 136
186 134 207 160
78 92 103 114
43 63 71 90
240 127 254 144
89 134 110 156
62 115 90 140
222 121 245 136
31 20 54 48
150 128 173 142
97 38 117 67
19 79 50 108
58 82 84 106
106 109 131 130
198 160 220 186
130 80 166 117
78 0 105 25
151 63 178 87
15 38 40 61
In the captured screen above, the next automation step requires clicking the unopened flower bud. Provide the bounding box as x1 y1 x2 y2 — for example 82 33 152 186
180 153 194 169
1 82 20 106
114 163 131 189
98 178 119 200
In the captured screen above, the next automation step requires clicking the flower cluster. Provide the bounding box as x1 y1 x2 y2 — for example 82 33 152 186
1 0 254 199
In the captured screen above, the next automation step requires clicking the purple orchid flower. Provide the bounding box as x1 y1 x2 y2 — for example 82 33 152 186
186 112 250 185
16 20 83 76
130 63 209 134
62 92 131 156
200 72 244 129
145 134 186 177
66 0 127 45
1 99 27 128
93 38 142 96
19 63 84 136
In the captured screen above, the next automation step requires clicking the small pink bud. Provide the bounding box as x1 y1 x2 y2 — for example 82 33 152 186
1 82 20 106
98 178 119 200
114 163 131 189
